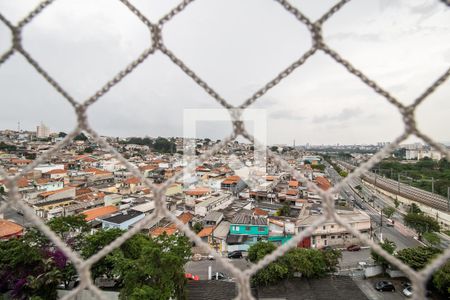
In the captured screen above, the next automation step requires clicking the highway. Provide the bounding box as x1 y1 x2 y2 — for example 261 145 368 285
324 162 421 250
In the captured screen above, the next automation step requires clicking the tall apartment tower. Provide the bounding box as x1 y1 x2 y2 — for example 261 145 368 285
36 122 50 138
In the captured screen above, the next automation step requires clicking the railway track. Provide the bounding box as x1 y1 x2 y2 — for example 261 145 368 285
337 161 449 212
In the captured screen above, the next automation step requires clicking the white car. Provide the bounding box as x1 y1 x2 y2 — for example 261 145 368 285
402 286 413 297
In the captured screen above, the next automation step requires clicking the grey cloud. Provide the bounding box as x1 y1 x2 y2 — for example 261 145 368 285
312 108 363 123
270 109 304 121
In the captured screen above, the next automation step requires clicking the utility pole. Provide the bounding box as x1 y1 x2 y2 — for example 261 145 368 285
431 177 435 194
447 187 450 212
379 208 383 243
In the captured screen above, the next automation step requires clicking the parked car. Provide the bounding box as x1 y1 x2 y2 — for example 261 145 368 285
185 273 200 281
346 244 361 251
211 272 228 280
374 280 396 292
402 286 432 298
403 286 413 297
207 254 215 260
228 250 243 259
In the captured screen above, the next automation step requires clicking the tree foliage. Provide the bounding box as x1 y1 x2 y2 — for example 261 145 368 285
374 158 450 198
277 204 291 217
404 213 440 237
423 232 441 246
396 246 441 270
371 239 396 268
382 206 395 219
115 233 191 300
433 260 450 296
248 242 341 286
0 142 16 152
0 216 190 300
192 222 203 234
74 132 88 141
409 203 422 214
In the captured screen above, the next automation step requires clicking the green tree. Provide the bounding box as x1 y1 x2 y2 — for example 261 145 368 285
248 242 338 286
311 164 326 172
339 171 348 177
81 228 124 280
248 241 276 263
74 132 88 141
321 248 342 273
84 147 94 153
396 246 441 270
0 238 62 299
283 249 327 278
277 204 291 217
409 203 422 214
393 198 400 208
423 232 440 246
58 132 67 138
248 242 287 286
114 233 191 300
152 137 176 153
192 222 203 234
382 206 395 219
270 146 278 152
404 213 440 238
371 239 396 268
0 186 4 195
433 260 450 296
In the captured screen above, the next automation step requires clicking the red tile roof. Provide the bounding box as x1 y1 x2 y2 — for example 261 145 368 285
286 189 298 196
150 227 177 237
0 219 23 239
197 226 215 238
288 181 299 188
39 186 73 197
124 177 141 185
82 205 118 221
315 176 331 191
84 168 112 176
253 208 268 216
184 188 211 196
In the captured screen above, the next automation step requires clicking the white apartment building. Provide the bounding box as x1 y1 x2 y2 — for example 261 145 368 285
36 122 50 138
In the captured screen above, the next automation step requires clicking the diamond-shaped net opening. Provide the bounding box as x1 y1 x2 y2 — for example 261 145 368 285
1 0 450 299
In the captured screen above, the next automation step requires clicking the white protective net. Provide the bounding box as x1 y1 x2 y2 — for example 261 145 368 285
1 0 450 299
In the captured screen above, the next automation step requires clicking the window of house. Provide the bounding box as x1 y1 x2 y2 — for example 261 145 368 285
322 226 326 230
246 226 251 231
331 225 334 228
258 227 265 232
331 236 335 239
321 235 326 239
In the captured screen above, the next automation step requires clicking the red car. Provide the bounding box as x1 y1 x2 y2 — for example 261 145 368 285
347 244 361 251
185 273 200 281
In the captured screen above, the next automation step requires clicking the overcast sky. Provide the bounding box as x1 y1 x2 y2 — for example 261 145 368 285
0 0 449 145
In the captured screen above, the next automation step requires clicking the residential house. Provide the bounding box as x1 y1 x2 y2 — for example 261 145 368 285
296 210 371 249
102 210 145 230
194 193 233 217
227 214 269 251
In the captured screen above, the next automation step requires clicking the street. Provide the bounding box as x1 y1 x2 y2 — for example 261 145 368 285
185 258 250 280
325 164 421 250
